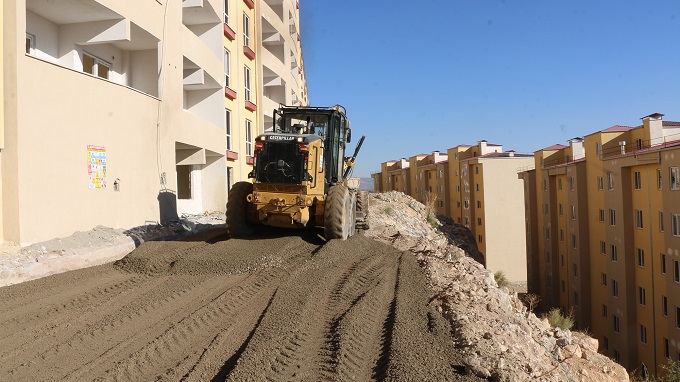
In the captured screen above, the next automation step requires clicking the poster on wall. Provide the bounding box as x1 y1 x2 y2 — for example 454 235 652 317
87 145 107 189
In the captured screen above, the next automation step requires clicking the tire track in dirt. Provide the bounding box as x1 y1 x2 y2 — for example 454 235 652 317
0 229 480 381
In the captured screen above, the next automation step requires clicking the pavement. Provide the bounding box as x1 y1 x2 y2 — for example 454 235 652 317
0 213 226 287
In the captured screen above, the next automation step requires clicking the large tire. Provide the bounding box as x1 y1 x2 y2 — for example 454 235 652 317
226 181 254 238
324 185 349 240
349 192 357 237
356 190 369 229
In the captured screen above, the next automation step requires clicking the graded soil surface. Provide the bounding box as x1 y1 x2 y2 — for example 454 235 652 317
0 229 479 381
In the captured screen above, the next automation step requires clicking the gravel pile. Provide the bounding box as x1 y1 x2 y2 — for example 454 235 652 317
366 191 629 382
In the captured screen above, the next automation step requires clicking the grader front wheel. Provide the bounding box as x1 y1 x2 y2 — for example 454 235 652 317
324 185 350 240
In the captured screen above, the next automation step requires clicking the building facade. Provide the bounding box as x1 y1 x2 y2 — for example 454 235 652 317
521 113 680 376
374 141 532 283
2 0 307 245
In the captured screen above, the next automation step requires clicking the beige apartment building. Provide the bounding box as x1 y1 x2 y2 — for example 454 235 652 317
374 141 532 283
2 0 307 246
520 113 680 377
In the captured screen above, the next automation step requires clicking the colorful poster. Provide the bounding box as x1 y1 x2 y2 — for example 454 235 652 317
87 145 107 189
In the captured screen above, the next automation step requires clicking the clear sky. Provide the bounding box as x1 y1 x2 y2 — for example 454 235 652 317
299 0 680 177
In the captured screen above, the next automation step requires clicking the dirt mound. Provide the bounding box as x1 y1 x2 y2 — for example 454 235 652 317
366 191 629 382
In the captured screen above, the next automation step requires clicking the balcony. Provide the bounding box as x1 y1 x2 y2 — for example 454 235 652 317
25 0 160 96
223 23 236 40
224 86 237 100
182 0 222 57
226 150 238 161
183 56 223 126
245 101 257 112
244 45 256 60
601 133 680 159
243 0 255 10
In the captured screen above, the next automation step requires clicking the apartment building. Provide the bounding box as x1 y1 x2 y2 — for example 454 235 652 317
521 113 680 376
2 0 307 246
375 141 532 283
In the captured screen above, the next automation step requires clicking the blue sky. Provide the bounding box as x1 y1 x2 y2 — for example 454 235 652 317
300 0 680 177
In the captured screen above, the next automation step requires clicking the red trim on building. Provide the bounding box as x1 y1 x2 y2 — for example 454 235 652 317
243 0 254 9
246 156 255 165
245 101 257 112
244 45 255 60
296 0 299 9
223 23 236 40
226 150 238 161
224 86 237 100
297 33 300 42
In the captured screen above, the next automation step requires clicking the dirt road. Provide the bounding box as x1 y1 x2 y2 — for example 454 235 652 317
0 229 479 381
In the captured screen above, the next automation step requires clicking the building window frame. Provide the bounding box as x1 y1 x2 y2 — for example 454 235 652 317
611 244 618 262
637 248 645 267
243 12 251 47
82 52 112 79
673 214 680 237
671 167 680 190
639 286 646 306
245 119 253 156
224 0 230 24
609 208 616 226
658 168 663 189
612 279 619 297
597 176 603 190
244 65 251 101
599 209 605 223
224 48 231 87
613 315 620 332
26 32 36 55
225 108 232 150
662 254 667 274
601 272 607 286
634 171 642 190
635 209 643 229
608 173 614 190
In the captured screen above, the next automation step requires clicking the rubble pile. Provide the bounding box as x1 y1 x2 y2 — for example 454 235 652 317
366 191 628 382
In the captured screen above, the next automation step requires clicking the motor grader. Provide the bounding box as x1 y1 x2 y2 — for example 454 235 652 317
226 105 367 240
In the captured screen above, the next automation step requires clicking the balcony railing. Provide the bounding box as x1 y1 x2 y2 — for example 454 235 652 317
601 132 680 159
541 153 585 168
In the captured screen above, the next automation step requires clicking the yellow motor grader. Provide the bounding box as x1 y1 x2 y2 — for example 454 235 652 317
226 105 367 240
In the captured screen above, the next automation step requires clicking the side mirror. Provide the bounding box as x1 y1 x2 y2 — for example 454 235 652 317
346 130 352 143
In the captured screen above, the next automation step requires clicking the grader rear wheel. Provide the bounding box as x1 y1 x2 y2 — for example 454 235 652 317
324 185 349 240
226 181 254 238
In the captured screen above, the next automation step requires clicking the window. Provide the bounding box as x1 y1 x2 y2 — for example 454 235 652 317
477 201 481 208
82 52 111 79
561 254 565 266
543 179 547 191
428 172 432 179
602 304 608 318
608 173 614 190
660 211 665 232
597 176 603 190
658 169 663 189
603 336 609 351
574 292 579 306
558 178 562 190
243 13 251 47
635 209 643 229
639 287 646 306
663 295 668 316
456 185 460 192
476 183 479 192
614 350 620 363
545 227 550 240
225 109 232 150
612 279 619 297
561 280 565 292
640 325 647 344
227 166 233 191
676 307 680 328
477 218 481 226
244 66 253 102
26 33 35 55
456 201 460 207
571 234 577 249
634 171 642 190
613 315 620 332
665 338 670 358
609 209 616 226
675 260 680 283
637 248 645 267
245 119 253 156
601 272 607 286
573 263 578 277
558 203 563 215
662 254 667 274
569 176 574 191
560 229 564 242
224 48 231 87
671 167 680 190
635 138 643 150
570 205 576 220
478 235 482 243
224 0 230 23
464 200 469 209
545 203 550 215
611 245 618 262
596 142 602 156
439 170 443 178
475 166 479 174
673 214 680 236
600 241 606 254
599 209 605 222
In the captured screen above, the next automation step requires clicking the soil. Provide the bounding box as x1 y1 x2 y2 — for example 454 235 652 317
0 228 481 381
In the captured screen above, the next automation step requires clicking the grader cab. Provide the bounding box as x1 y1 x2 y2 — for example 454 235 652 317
226 105 367 240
